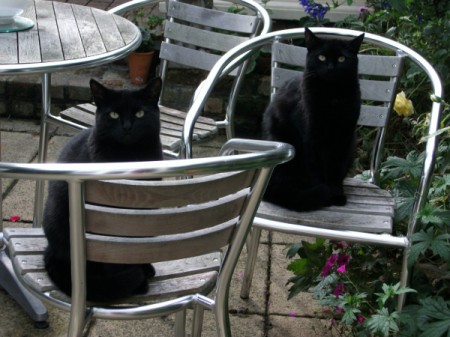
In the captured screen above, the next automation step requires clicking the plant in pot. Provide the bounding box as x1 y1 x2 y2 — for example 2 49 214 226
128 9 165 85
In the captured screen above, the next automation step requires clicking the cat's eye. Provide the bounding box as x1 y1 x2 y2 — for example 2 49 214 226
135 111 145 118
109 112 119 119
338 56 346 63
318 55 326 62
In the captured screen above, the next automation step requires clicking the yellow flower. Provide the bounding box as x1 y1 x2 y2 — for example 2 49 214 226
394 91 414 117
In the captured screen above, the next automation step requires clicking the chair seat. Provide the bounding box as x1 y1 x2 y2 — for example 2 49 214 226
4 228 221 303
59 103 218 153
257 178 395 234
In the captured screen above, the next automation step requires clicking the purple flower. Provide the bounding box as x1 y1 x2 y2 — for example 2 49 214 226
332 283 345 297
299 0 328 21
357 315 365 324
337 253 350 266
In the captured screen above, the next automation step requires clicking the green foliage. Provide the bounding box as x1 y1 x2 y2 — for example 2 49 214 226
127 9 165 52
285 1 450 336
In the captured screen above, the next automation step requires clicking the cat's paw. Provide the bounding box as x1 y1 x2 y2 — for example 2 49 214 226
331 194 347 206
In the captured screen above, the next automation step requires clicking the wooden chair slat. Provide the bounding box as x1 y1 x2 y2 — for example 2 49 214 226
85 192 247 236
258 202 392 233
85 170 255 208
168 1 258 34
86 220 236 264
164 21 248 54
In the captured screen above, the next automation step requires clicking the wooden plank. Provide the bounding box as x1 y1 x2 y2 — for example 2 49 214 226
272 43 307 67
153 252 221 279
144 271 217 299
85 193 247 236
358 105 390 127
18 3 41 64
168 1 257 34
258 202 393 233
113 14 139 45
164 21 247 53
72 5 107 57
160 43 239 75
0 31 18 64
85 170 254 208
8 237 48 256
53 2 86 60
36 1 64 62
91 7 124 51
86 220 236 263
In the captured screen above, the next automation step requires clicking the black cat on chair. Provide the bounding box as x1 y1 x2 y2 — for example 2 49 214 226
43 78 163 302
262 28 364 211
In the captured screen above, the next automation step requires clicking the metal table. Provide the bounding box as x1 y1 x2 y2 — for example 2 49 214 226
0 0 140 325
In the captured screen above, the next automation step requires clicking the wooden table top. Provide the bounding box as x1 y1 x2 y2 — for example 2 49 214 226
0 1 141 74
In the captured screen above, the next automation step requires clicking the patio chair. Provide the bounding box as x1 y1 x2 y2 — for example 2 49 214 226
40 0 271 160
179 28 444 311
2 138 294 337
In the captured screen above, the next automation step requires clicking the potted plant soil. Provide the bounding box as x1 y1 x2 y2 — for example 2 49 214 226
128 10 165 85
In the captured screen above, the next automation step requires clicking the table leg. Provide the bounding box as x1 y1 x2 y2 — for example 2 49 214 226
33 73 51 228
0 76 49 326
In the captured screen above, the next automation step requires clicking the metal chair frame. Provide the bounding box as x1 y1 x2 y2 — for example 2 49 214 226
2 138 293 337
179 28 444 311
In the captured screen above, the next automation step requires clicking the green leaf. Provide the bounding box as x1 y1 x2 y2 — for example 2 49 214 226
287 258 310 276
366 308 400 337
413 297 450 337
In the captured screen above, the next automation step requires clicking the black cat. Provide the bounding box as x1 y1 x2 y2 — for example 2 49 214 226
262 28 364 211
43 78 163 302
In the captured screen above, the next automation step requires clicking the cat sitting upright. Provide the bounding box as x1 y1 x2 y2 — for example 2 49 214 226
43 78 163 302
262 28 364 211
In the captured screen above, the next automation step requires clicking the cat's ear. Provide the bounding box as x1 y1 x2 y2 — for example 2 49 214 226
348 33 365 54
90 79 108 105
304 27 320 51
143 77 162 99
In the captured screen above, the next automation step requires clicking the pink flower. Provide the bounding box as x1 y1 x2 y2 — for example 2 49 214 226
289 311 297 317
332 283 345 297
335 307 344 314
9 215 21 222
321 254 338 276
357 315 365 324
336 264 347 274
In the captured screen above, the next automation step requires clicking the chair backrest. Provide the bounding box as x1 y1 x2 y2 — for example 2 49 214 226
110 0 271 139
270 40 404 182
181 27 443 238
159 0 270 137
0 139 292 304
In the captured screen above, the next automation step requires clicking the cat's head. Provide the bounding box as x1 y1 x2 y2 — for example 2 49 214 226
90 78 162 145
304 27 364 82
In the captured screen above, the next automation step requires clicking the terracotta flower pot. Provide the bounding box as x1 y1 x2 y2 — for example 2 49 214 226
128 51 155 85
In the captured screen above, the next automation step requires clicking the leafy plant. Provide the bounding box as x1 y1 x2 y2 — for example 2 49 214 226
286 1 450 336
128 9 165 52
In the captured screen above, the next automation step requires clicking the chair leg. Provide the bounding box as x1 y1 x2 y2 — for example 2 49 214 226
192 304 205 337
240 226 263 299
174 309 186 337
397 246 410 312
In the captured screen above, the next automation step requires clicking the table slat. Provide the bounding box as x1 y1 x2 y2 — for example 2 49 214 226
36 1 64 62
73 6 107 57
92 8 125 51
53 2 86 60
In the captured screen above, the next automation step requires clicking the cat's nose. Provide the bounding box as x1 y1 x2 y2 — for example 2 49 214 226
122 120 132 131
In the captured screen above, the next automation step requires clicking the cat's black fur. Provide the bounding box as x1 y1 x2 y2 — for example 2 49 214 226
43 78 163 302
262 28 364 211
